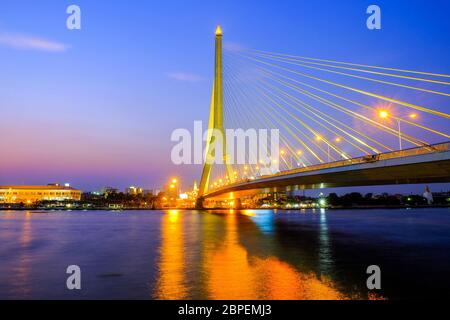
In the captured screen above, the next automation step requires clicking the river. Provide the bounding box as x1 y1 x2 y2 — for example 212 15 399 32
0 208 449 300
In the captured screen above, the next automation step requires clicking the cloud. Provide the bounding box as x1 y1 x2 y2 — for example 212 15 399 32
0 32 69 52
167 72 204 82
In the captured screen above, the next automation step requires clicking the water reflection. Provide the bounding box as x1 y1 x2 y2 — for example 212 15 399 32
204 213 257 299
318 209 333 275
156 210 346 300
12 211 33 297
2 209 449 299
155 210 188 299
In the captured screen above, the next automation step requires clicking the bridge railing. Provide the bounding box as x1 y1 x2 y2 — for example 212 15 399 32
377 142 449 161
210 142 450 192
264 142 450 179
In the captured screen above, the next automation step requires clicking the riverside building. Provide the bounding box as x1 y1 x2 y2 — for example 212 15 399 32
0 184 82 204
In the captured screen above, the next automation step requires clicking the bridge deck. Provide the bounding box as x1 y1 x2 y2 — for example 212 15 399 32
204 142 450 199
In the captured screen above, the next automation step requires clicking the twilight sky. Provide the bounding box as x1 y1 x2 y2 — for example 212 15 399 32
0 0 449 193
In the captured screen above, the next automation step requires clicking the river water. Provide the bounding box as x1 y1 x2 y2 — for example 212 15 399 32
0 208 449 300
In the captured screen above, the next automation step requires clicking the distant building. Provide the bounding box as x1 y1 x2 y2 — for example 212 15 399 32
184 181 199 200
0 184 82 204
432 191 450 205
101 187 118 197
143 189 154 196
125 186 143 195
432 191 450 198
423 186 434 205
108 203 124 210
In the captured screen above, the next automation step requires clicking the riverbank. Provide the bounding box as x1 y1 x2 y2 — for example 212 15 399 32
1 204 449 211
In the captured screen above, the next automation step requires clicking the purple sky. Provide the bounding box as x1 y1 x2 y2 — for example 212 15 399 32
0 0 449 194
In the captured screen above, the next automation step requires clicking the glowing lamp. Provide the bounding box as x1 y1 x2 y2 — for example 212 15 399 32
379 110 388 119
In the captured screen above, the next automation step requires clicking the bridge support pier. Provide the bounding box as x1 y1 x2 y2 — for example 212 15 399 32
233 198 242 210
195 197 205 210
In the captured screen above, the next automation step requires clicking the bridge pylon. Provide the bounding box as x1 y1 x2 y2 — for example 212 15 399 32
198 26 235 201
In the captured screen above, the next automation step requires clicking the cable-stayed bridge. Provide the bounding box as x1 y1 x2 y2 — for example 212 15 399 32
196 26 450 208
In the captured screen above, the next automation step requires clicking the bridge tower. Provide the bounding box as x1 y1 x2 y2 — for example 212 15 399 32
198 26 235 199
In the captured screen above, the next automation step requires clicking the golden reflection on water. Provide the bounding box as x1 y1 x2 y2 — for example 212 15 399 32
155 210 188 299
156 210 347 300
204 213 346 300
13 211 33 296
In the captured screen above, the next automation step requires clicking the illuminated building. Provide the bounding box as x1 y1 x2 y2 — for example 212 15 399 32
175 181 199 209
125 186 143 195
0 184 82 204
185 181 198 200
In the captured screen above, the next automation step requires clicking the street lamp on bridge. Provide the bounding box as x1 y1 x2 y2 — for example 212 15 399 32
378 110 418 151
